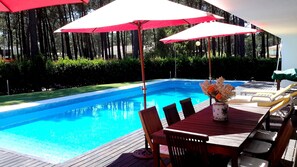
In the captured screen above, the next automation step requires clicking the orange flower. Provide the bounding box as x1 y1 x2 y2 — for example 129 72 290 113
207 85 216 94
215 93 223 101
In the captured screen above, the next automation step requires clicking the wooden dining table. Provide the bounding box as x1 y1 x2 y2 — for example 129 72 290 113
152 104 270 167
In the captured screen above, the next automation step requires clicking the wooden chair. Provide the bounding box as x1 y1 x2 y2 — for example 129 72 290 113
164 128 209 167
242 97 294 157
179 98 195 118
266 118 295 167
243 118 294 164
250 96 294 142
138 106 170 166
163 103 181 126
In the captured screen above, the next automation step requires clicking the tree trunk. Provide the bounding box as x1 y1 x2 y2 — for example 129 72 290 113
266 33 269 58
89 35 94 59
28 10 39 58
116 32 122 59
260 32 266 58
68 5 78 59
252 25 256 58
101 33 108 59
16 19 21 60
233 16 238 57
212 38 216 57
110 32 114 59
5 13 14 59
132 30 139 58
20 12 28 59
224 12 231 57
63 6 72 59
217 38 221 57
107 33 111 59
36 9 45 54
238 18 245 57
121 32 126 58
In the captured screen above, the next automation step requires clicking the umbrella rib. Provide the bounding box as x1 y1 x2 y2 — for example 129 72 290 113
1 2 12 12
92 28 97 33
182 19 191 25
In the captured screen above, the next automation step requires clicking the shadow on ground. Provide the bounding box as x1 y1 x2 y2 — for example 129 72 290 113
107 153 153 167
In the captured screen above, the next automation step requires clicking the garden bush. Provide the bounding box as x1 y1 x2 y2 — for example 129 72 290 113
0 57 277 95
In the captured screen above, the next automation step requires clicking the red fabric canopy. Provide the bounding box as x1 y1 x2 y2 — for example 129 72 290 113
0 0 89 12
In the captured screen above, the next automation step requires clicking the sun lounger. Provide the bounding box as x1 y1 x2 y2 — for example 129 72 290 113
228 90 297 105
239 83 297 95
229 83 297 103
228 94 279 103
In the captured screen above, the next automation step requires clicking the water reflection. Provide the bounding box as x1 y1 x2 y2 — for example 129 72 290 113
54 100 141 122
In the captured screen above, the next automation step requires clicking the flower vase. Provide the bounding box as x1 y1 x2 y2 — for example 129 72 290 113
212 102 229 121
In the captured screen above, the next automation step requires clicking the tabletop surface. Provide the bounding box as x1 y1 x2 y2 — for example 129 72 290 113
161 104 270 148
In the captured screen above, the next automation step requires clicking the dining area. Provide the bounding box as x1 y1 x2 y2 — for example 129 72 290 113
138 94 296 167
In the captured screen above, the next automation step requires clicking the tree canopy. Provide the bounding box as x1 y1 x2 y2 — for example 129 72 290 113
0 0 281 61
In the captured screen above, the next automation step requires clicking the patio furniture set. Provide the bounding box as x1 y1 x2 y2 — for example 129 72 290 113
139 88 297 167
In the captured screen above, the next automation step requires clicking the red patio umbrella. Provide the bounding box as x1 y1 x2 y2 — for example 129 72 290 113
55 0 223 110
0 0 89 12
160 21 257 81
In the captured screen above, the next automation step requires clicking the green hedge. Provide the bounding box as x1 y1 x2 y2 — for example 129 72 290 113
0 57 277 95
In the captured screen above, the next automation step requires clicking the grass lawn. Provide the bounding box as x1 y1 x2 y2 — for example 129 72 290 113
0 82 140 106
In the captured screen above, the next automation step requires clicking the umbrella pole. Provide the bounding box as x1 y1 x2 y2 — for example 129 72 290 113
138 26 147 110
208 37 212 105
133 23 153 159
138 23 149 151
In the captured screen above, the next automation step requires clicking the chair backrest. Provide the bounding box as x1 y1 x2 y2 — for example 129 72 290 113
259 94 294 122
163 103 181 126
267 118 294 167
164 128 209 167
270 96 293 114
270 83 297 101
138 106 163 150
180 98 195 118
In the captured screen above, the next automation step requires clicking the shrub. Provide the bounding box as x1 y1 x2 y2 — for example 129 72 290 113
0 57 277 95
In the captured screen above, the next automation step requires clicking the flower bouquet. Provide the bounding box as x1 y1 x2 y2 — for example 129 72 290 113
200 77 235 121
199 76 235 103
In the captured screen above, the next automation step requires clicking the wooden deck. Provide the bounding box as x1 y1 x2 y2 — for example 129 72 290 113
0 81 296 167
0 149 53 167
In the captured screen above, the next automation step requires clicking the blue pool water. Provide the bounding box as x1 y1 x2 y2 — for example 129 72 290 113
0 79 244 164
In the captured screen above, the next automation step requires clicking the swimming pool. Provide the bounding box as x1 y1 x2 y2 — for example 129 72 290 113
0 79 245 164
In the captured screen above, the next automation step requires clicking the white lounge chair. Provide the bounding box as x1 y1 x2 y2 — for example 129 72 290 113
229 84 297 103
239 83 297 95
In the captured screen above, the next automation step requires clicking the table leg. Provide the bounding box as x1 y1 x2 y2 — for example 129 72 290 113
153 142 160 167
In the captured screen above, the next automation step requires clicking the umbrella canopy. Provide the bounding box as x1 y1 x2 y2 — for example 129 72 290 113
160 21 257 44
55 0 223 109
160 21 257 80
55 0 222 33
0 0 89 12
